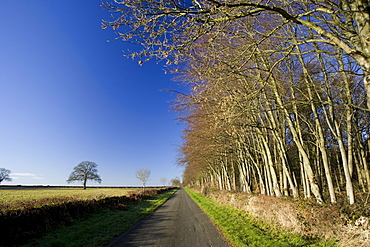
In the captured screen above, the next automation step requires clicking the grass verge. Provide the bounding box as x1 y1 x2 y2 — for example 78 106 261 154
22 188 177 247
185 188 337 247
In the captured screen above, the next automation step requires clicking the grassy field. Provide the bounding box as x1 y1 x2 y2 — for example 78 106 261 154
0 187 176 246
0 186 136 212
22 188 177 247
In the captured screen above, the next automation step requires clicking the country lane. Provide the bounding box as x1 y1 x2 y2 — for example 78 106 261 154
106 188 230 247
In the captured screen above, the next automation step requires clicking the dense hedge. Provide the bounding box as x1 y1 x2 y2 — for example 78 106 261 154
0 188 171 247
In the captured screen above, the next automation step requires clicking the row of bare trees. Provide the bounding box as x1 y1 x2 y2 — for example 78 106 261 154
177 36 369 204
103 0 370 204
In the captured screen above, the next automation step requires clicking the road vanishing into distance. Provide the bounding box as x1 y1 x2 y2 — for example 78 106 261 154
106 188 230 247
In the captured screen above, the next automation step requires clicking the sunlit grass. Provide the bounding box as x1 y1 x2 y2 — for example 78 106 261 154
0 187 134 201
185 188 337 247
0 187 135 212
22 188 177 247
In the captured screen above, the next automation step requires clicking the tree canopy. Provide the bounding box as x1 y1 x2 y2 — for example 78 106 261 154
170 177 181 187
0 168 12 184
160 177 167 186
136 168 151 188
67 161 102 189
103 0 370 108
103 0 370 205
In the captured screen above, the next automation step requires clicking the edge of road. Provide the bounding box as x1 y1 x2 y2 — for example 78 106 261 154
105 187 179 247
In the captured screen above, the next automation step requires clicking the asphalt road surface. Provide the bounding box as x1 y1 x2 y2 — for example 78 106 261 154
106 188 230 247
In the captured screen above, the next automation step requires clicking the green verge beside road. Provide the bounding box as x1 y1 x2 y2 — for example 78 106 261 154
185 188 337 247
22 188 178 247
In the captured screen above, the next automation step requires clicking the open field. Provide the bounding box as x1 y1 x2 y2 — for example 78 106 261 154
0 186 137 213
23 188 178 247
0 187 175 246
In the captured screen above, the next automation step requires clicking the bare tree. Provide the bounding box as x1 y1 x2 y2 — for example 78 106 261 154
103 0 370 109
160 177 167 186
136 168 151 189
170 177 181 187
0 168 12 184
67 161 102 189
103 0 370 205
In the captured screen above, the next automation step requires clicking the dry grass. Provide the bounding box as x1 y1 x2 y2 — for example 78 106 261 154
0 187 134 213
195 187 370 247
0 187 174 247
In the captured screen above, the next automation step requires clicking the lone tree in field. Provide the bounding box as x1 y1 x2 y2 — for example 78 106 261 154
0 168 12 184
136 168 150 189
67 161 102 189
160 177 167 186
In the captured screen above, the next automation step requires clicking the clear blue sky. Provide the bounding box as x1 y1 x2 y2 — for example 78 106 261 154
0 1 184 186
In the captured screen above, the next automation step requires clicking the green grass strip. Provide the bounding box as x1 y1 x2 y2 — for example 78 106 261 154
185 188 337 247
22 188 178 247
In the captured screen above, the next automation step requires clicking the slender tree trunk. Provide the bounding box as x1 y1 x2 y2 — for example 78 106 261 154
359 138 370 191
245 144 266 194
261 133 282 197
273 82 323 202
332 103 355 204
295 46 337 203
354 153 366 192
255 51 323 202
264 100 299 197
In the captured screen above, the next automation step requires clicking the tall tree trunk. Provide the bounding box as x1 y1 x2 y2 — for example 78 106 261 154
260 131 282 197
256 51 323 202
294 45 337 203
273 82 323 202
264 102 299 197
360 138 370 191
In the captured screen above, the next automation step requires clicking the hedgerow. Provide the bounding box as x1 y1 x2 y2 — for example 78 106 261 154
0 188 171 247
